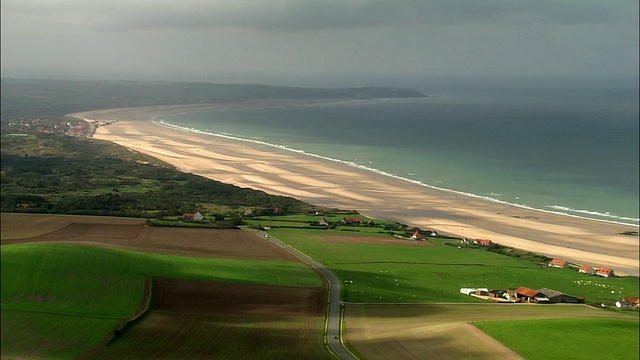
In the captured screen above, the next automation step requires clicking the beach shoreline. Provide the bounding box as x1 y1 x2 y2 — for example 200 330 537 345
69 104 639 276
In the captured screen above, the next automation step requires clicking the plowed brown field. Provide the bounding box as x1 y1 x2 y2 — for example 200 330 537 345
2 214 298 261
2 214 331 359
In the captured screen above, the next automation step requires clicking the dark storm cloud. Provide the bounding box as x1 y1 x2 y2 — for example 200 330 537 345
4 0 636 32
1 0 637 81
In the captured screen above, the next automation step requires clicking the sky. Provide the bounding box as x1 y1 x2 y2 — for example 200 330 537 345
1 0 638 86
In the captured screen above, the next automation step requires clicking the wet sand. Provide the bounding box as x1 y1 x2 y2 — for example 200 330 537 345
69 104 639 276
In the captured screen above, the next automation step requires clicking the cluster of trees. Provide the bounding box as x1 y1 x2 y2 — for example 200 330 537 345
1 134 317 220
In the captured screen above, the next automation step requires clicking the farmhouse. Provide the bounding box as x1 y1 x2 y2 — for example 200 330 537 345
341 217 363 225
515 287 548 303
538 288 583 303
318 218 329 226
578 265 596 275
595 267 615 277
411 231 422 240
548 259 568 268
182 212 203 221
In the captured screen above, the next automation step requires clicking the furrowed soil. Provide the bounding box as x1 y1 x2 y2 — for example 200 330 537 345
1 214 299 261
2 214 331 359
82 278 330 359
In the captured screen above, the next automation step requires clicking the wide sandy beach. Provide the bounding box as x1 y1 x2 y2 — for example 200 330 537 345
70 104 639 276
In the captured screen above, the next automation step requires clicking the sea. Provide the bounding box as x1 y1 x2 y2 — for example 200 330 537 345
157 79 639 227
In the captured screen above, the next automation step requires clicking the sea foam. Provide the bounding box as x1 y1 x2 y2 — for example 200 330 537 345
153 119 638 228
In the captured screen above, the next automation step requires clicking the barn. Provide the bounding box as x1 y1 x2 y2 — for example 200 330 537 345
515 287 548 303
538 288 583 303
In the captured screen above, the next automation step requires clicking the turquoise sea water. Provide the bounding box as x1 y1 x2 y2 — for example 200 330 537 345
159 83 639 226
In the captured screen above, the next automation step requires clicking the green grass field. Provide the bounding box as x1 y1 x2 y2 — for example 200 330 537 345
475 318 639 360
1 312 121 359
1 243 322 359
268 228 640 305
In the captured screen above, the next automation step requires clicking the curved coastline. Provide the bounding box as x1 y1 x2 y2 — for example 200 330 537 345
69 104 639 276
154 119 639 228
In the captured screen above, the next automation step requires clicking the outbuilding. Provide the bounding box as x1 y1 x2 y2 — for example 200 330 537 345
538 288 583 303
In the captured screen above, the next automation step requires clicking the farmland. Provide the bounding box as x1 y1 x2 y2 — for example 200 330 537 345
266 227 639 359
475 317 639 360
2 213 638 359
267 228 640 305
345 304 637 360
1 214 330 359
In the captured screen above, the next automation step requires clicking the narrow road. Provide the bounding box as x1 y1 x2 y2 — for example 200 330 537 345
245 229 357 360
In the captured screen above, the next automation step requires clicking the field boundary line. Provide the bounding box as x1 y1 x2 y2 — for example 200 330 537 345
0 309 127 320
245 228 358 360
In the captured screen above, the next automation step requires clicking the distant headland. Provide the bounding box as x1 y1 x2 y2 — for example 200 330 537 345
0 78 426 119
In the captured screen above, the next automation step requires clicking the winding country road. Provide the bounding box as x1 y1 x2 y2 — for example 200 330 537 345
246 229 357 360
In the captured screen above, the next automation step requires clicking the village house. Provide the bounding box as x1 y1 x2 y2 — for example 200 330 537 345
473 239 493 247
411 231 422 240
318 218 329 226
340 217 363 225
314 210 325 216
578 265 596 275
243 209 254 216
182 212 204 221
595 267 615 277
548 259 568 268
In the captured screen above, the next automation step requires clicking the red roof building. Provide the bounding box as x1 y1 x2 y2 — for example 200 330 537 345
578 265 595 275
182 212 203 221
514 286 546 302
474 239 493 246
596 267 615 277
548 259 568 268
623 297 640 308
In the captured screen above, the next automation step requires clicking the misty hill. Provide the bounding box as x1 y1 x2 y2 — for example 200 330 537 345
0 78 426 119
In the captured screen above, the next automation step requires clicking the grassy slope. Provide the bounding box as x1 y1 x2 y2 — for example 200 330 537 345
0 243 322 359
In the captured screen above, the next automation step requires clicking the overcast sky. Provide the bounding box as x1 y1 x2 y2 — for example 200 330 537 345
1 0 638 85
